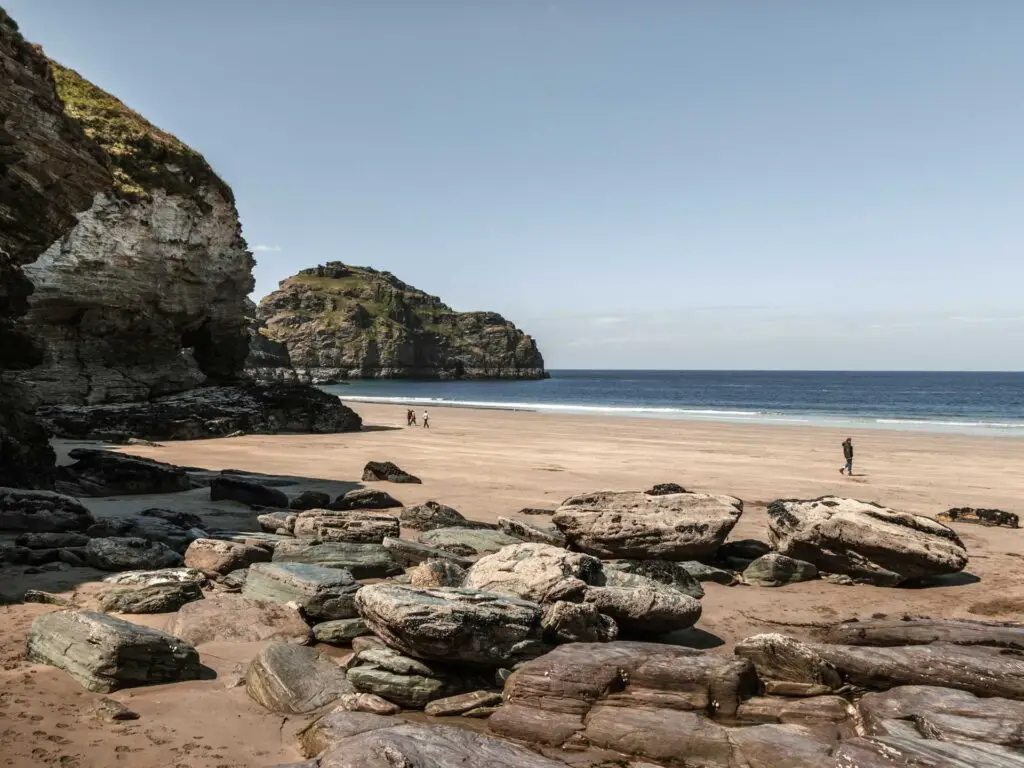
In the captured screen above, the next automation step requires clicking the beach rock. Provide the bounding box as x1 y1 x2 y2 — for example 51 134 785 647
519 507 555 516
183 538 271 575
317 723 564 768
734 634 843 695
168 594 310 645
347 665 447 709
553 489 743 561
23 590 74 606
541 600 618 642
273 540 402 578
646 482 688 495
207 530 287 550
462 543 601 604
313 618 371 644
584 581 702 636
857 685 1024 738
766 496 969 586
250 261 546 382
210 476 288 509
93 516 200 553
489 642 758 746
85 537 182 572
407 559 466 588
246 643 354 714
719 539 773 561
26 611 202 692
418 526 520 557
834 736 1024 767
399 500 471 532
243 562 360 622
56 449 191 496
425 690 503 717
823 617 1024 650
362 461 421 484
290 490 332 511
102 567 207 587
381 537 474 570
354 583 545 665
330 488 402 512
742 553 819 587
0 488 94 533
293 510 399 544
258 511 296 534
736 695 854 727
98 581 204 614
297 711 406 758
15 531 90 549
679 560 740 585
138 507 205 530
603 558 705 599
938 507 1019 528
497 516 567 546
333 693 401 715
38 384 363 442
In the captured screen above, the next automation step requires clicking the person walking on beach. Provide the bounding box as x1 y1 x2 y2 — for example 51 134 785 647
408 409 417 426
840 437 854 475
423 410 430 429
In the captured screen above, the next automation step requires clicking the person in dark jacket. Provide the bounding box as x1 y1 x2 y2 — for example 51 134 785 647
840 438 854 475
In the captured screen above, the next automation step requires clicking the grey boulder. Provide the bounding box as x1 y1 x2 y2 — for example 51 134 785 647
742 553 819 587
246 643 353 714
293 510 399 544
584 580 702 636
418 527 520 557
330 488 402 511
273 540 401 579
243 562 361 622
290 490 332 511
26 610 201 692
603 558 705 599
497 516 567 546
0 488 94 533
99 582 204 614
210 476 289 508
85 537 182 572
400 500 471 532
462 543 601 604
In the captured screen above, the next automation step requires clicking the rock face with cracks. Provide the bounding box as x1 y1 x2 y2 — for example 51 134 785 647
767 496 968 586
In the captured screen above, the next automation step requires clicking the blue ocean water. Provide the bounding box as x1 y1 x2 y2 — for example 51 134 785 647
322 370 1024 437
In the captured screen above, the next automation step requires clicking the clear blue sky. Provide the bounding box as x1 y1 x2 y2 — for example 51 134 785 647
9 1 1024 370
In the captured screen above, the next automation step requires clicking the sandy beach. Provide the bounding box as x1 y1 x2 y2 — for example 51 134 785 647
2 402 1023 768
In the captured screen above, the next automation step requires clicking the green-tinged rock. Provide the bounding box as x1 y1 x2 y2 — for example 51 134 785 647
273 540 401 579
246 643 353 714
313 618 371 645
243 562 360 621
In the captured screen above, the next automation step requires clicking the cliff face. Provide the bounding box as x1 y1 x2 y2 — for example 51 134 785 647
13 59 254 405
0 8 110 486
248 262 546 382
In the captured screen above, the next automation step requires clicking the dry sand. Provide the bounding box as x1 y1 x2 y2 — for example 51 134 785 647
2 402 1023 767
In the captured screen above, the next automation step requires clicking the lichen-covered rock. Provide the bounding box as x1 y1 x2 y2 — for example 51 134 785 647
98 581 204 614
168 594 310 645
26 610 201 692
382 537 474 569
246 643 354 714
243 562 361 622
407 559 466 588
602 559 705 599
184 538 271 575
767 496 968 586
273 540 401 579
462 543 601 604
418 526 520 557
742 553 819 587
38 384 363 441
248 262 546 382
362 461 420 484
399 501 470 532
210 476 288 508
102 567 207 587
293 510 399 544
354 583 546 665
0 488 94 532
85 537 182 572
553 489 743 561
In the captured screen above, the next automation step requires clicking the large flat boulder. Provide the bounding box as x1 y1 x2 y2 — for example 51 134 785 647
168 594 310 645
26 611 201 692
210 476 288 508
85 537 182 572
99 582 204 614
462 543 601 604
823 617 1024 650
273 540 401 579
293 510 399 544
246 643 353 714
584 578 702 636
316 723 566 768
418 526 520 557
857 685 1024 741
767 496 968 586
354 583 546 665
552 489 743 560
184 538 271 574
0 488 94 532
243 562 360 621
382 537 474 568
56 449 191 496
102 567 207 587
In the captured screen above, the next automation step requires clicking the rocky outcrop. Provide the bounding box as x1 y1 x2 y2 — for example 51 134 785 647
0 9 110 488
246 262 546 382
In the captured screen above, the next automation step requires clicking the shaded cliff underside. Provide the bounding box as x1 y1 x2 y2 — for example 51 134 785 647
249 262 547 382
0 8 111 486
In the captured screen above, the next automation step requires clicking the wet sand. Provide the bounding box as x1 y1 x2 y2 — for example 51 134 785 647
2 402 1022 767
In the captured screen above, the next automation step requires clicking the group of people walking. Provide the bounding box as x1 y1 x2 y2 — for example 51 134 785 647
406 409 429 428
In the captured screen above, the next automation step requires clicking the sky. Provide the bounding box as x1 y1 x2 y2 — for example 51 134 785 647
8 0 1024 370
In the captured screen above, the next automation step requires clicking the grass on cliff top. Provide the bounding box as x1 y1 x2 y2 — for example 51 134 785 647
49 60 231 203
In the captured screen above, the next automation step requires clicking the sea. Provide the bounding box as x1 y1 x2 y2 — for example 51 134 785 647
322 370 1024 438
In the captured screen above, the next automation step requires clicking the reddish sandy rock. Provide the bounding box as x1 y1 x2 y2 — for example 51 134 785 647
183 538 271 575
168 594 310 645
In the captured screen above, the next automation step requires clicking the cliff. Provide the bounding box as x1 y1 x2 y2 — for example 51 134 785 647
248 262 547 382
0 8 110 486
13 55 254 405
